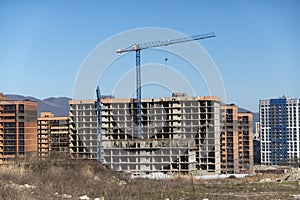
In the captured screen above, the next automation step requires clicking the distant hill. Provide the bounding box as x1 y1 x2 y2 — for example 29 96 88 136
238 107 250 113
7 95 70 117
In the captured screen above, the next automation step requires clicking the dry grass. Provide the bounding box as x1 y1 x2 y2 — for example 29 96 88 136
0 159 299 200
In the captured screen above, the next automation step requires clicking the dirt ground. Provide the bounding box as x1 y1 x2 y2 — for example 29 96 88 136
0 160 299 200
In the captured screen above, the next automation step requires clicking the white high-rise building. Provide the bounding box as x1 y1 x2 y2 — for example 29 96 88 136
260 97 300 165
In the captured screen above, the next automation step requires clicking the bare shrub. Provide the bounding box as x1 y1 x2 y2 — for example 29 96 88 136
1 159 300 200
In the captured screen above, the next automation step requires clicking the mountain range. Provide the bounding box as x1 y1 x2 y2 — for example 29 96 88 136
7 95 70 117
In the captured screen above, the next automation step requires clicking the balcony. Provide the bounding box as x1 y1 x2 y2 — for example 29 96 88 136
1 112 15 117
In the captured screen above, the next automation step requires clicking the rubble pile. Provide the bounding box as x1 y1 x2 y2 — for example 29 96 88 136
255 165 300 183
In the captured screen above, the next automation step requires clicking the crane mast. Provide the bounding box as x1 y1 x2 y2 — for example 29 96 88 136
96 86 103 163
116 32 216 139
135 49 141 138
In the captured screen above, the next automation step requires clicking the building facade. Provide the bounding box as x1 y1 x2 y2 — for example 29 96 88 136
220 104 254 174
69 94 221 175
0 93 38 164
260 97 300 165
69 100 97 159
37 112 70 159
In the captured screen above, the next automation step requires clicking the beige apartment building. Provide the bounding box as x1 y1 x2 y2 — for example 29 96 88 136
37 112 71 159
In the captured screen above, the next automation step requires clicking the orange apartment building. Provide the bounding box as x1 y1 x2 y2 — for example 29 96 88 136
221 104 254 174
38 112 70 159
0 93 38 164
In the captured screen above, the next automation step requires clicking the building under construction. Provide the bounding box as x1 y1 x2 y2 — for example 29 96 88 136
69 93 221 175
0 93 37 164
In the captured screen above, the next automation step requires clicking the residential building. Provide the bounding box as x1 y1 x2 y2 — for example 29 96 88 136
220 104 254 174
37 112 70 159
69 94 221 175
0 93 37 164
260 97 300 165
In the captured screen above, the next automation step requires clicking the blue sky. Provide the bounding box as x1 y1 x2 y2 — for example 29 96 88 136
0 0 299 112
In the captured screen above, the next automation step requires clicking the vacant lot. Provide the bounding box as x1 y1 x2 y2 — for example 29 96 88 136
0 160 299 200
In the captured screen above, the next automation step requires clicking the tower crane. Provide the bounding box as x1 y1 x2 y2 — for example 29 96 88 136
116 32 216 139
